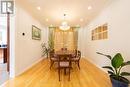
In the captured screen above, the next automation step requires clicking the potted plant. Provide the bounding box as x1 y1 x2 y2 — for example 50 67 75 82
97 52 130 87
41 43 50 58
41 28 54 58
41 37 54 58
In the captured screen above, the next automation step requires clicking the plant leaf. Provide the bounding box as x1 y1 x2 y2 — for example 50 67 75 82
112 53 124 68
96 52 112 60
108 71 115 75
119 76 130 84
42 51 47 56
121 72 130 76
121 61 130 67
102 66 114 72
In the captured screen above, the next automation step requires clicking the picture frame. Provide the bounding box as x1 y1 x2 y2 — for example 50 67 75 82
32 25 41 40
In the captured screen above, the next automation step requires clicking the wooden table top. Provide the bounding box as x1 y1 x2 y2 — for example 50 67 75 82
55 50 74 55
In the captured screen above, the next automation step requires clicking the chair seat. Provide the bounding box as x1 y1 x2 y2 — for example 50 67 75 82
71 58 79 61
51 58 58 61
53 54 58 57
71 54 76 58
59 62 69 67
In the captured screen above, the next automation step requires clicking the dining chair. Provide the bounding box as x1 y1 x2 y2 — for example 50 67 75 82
58 54 71 81
71 50 81 69
49 49 58 69
71 49 78 58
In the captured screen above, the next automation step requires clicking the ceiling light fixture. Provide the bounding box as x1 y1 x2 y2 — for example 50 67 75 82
50 24 53 27
80 18 83 22
88 6 92 10
46 18 49 22
59 14 70 31
37 6 41 10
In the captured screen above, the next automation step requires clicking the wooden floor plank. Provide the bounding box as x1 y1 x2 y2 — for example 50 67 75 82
1 58 112 87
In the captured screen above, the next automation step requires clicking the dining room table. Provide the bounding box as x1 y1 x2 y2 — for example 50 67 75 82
55 50 75 56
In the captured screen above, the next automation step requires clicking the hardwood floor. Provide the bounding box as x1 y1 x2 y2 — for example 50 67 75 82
1 58 112 87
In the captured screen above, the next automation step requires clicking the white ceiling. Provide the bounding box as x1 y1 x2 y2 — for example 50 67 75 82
16 0 113 27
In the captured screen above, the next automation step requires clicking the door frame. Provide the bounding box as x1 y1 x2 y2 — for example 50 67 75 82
7 12 10 72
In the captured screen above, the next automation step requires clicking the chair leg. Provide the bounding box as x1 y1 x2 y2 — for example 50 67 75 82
64 68 66 75
50 61 54 69
68 68 70 81
70 62 72 68
58 68 60 81
78 61 80 69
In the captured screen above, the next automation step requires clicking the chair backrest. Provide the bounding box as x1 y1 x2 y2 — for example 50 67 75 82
71 49 77 58
49 49 55 58
77 50 81 60
58 54 71 67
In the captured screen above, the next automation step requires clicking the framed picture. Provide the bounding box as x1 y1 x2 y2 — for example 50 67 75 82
32 25 41 40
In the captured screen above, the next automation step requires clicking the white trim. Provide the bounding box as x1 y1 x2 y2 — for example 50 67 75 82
81 55 107 73
82 57 107 73
16 57 44 76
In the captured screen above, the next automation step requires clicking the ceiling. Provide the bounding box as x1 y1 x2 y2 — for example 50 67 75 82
16 0 113 27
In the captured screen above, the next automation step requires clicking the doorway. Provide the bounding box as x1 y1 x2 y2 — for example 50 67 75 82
0 15 9 85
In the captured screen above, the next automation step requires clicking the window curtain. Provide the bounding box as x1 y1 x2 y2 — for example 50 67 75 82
48 27 55 50
48 27 79 51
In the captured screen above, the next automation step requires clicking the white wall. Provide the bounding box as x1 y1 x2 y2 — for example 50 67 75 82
0 28 7 44
79 0 130 80
10 15 15 77
14 4 48 76
0 16 7 44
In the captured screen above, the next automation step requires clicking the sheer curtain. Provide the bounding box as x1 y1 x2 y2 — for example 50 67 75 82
49 27 79 51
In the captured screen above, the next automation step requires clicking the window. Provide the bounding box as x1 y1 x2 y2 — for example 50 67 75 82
48 27 79 51
92 24 108 40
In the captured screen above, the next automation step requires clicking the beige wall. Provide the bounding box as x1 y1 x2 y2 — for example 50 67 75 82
79 0 130 80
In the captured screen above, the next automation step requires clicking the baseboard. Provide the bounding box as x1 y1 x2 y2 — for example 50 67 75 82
82 56 107 73
15 57 45 76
